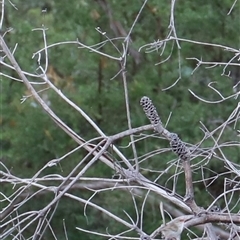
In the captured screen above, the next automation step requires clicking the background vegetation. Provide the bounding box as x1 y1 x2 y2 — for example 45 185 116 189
1 0 239 239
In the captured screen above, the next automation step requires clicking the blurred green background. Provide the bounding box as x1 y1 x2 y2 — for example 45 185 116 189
1 0 239 239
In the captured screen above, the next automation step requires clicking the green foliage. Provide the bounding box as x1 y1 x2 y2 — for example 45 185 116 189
1 0 239 238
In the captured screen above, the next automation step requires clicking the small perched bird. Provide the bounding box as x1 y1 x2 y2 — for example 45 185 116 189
160 216 192 240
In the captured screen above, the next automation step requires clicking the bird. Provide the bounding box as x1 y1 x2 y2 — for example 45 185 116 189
160 216 192 240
